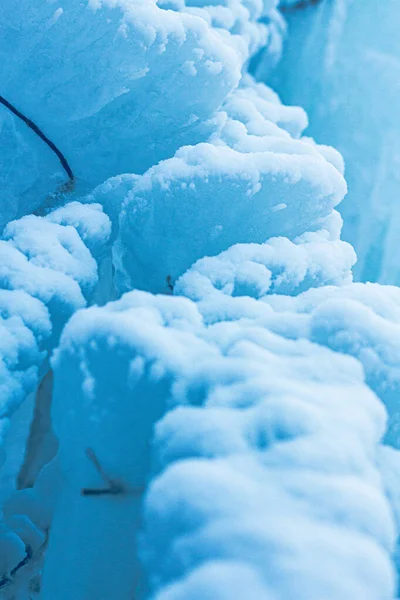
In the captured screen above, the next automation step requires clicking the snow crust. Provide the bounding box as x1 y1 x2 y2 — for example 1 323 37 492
0 203 110 454
0 0 244 224
113 73 346 294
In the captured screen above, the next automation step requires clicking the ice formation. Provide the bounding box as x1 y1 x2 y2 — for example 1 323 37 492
0 0 241 225
0 202 110 425
266 0 400 285
1 1 400 599
42 292 395 600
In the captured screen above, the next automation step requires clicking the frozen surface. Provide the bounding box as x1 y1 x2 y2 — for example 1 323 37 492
0 0 242 225
1 0 400 598
114 75 346 294
266 0 400 286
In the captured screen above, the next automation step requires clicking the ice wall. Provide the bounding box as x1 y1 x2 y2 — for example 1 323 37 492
265 0 400 285
0 0 242 225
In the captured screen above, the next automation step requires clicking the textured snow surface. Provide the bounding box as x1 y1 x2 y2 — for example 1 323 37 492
0 201 111 595
0 202 111 450
0 0 243 225
114 75 346 294
43 291 395 600
1 0 400 599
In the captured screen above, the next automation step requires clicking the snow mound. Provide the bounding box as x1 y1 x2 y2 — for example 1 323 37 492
176 234 355 303
2 1 399 598
0 202 111 592
0 202 111 441
157 0 280 59
42 291 395 600
265 283 400 449
115 138 345 294
175 236 400 452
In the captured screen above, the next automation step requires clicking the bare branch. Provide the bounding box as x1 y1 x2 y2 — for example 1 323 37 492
280 0 324 13
81 448 144 497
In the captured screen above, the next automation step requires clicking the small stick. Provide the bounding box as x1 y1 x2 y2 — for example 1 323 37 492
81 448 144 497
85 448 116 488
0 94 74 183
10 545 33 578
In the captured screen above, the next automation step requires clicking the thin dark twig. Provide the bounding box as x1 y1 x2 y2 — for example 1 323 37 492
82 447 146 497
10 545 33 578
0 549 31 589
81 486 125 496
0 94 74 182
166 275 174 293
280 0 324 12
85 447 115 487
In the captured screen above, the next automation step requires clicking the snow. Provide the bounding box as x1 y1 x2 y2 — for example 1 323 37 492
42 291 395 600
159 0 279 59
0 201 111 594
1 0 400 599
175 236 400 453
0 0 242 225
258 283 400 449
152 561 276 600
115 138 346 294
42 293 211 600
0 203 111 488
0 457 62 595
175 234 355 302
